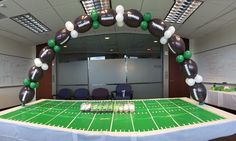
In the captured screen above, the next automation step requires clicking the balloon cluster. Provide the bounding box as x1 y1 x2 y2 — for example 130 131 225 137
19 5 207 105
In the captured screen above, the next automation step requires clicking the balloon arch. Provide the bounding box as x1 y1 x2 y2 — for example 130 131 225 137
19 5 206 105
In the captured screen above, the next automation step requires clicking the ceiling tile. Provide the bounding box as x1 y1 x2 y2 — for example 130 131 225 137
0 0 26 17
31 8 64 32
141 0 174 19
47 0 78 6
14 0 51 12
53 1 84 22
112 0 143 10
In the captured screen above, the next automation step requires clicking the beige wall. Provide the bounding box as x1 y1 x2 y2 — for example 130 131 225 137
0 36 35 109
190 20 236 54
190 19 236 86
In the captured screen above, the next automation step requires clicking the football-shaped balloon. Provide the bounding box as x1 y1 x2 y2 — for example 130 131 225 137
28 66 43 82
168 34 186 55
98 9 116 26
148 18 167 37
181 59 198 78
74 15 92 33
190 83 207 103
124 9 143 27
39 47 55 64
55 28 71 46
19 86 35 105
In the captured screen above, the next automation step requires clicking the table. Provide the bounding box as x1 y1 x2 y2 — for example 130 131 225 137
206 90 236 110
0 98 236 141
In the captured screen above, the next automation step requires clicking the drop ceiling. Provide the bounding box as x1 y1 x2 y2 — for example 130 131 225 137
0 0 236 46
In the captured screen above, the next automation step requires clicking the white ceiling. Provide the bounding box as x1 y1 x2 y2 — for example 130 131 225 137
0 0 236 46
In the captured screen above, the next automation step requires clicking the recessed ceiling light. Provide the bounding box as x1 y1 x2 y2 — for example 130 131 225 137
164 0 203 24
10 13 50 33
153 40 158 43
105 37 110 40
147 48 152 51
80 0 111 15
63 45 67 48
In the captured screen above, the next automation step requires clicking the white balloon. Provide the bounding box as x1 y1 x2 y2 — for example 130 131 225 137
41 63 49 70
168 26 175 34
65 21 74 31
160 37 168 44
164 30 172 39
70 30 78 38
34 58 42 67
185 78 195 86
117 22 124 27
116 14 124 22
116 5 124 14
195 74 203 83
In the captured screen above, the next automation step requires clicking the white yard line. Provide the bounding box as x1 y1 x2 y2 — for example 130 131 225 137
130 111 135 131
66 111 82 128
8 101 53 119
25 102 65 122
142 100 159 130
168 100 204 122
109 101 115 131
155 100 180 126
45 102 78 125
87 113 97 130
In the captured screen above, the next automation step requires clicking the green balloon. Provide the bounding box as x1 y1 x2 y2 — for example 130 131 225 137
140 21 148 30
23 79 31 86
176 55 184 63
48 39 55 48
143 12 152 22
30 82 37 89
92 21 100 29
35 82 40 89
184 51 192 59
53 45 61 53
91 10 98 21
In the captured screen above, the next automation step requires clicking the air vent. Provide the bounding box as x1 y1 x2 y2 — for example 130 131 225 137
0 13 7 20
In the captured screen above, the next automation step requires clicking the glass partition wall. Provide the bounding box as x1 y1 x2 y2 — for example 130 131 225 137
56 33 163 99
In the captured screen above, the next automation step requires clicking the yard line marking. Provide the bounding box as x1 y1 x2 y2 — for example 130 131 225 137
141 100 159 130
8 101 53 119
168 100 204 122
66 111 82 128
130 112 135 131
109 101 115 131
155 100 180 127
25 101 65 122
87 113 97 130
45 102 78 125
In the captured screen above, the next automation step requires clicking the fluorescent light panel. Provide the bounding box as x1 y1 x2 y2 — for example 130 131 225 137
80 0 111 15
10 13 50 33
165 0 203 24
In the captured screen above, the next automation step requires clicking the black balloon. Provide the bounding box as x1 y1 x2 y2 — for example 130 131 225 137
19 86 35 105
28 66 43 82
181 59 198 78
168 34 186 55
55 28 71 46
98 9 116 26
39 47 55 64
190 83 207 103
148 18 167 37
124 9 143 27
74 15 92 33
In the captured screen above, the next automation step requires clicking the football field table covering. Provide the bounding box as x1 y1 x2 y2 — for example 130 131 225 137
0 98 225 132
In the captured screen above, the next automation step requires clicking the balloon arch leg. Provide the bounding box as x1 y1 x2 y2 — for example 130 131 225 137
19 5 206 105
